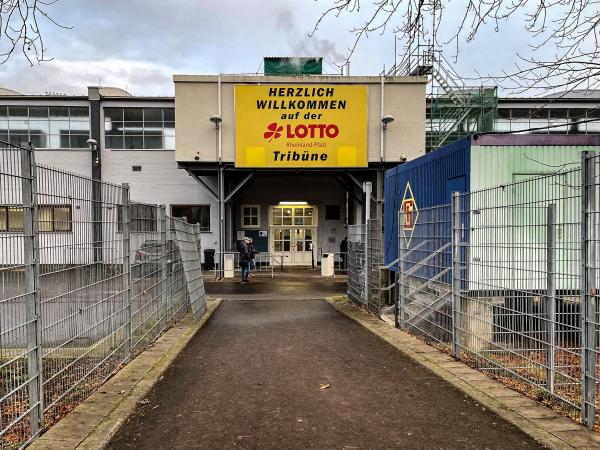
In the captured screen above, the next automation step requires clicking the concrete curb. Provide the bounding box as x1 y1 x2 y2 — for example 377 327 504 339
30 298 223 450
325 297 600 450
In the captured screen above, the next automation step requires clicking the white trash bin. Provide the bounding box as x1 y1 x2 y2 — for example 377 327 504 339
224 253 235 278
321 253 334 277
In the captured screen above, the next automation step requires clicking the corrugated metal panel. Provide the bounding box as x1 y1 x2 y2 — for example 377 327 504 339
470 144 596 191
384 136 471 268
469 142 597 293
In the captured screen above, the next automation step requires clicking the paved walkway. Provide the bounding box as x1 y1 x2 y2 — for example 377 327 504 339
204 270 347 300
108 297 543 449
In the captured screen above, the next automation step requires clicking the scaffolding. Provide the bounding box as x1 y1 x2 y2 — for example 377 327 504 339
388 44 498 152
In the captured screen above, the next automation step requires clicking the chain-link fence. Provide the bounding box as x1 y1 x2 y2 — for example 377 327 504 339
393 151 600 429
0 141 206 448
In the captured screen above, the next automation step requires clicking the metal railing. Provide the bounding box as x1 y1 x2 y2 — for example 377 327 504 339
390 152 600 429
0 141 207 448
211 252 284 279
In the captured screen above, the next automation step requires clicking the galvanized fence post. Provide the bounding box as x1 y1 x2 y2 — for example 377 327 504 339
397 209 405 329
581 152 597 429
394 268 400 328
159 205 167 331
451 192 461 359
21 144 44 437
377 266 384 318
546 203 556 394
121 183 131 361
364 220 370 307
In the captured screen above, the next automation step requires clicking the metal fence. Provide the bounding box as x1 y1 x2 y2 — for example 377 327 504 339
0 142 206 448
346 220 383 311
347 224 365 305
398 204 453 350
393 151 600 429
211 252 284 279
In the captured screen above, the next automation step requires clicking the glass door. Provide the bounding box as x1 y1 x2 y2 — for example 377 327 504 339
270 205 318 266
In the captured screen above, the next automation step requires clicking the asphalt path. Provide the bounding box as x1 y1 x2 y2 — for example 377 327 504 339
108 298 543 449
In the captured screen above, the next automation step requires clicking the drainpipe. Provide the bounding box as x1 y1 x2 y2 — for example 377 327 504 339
217 75 224 271
217 74 222 163
380 76 385 162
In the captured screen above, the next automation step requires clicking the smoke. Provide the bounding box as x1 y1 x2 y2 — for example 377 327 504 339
276 8 346 70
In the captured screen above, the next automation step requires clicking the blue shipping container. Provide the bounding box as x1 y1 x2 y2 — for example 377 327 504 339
383 134 600 270
384 136 470 267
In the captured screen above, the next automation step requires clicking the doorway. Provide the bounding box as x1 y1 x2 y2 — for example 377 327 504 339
269 205 317 266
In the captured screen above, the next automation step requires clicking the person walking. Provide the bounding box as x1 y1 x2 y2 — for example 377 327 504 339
239 237 251 283
340 236 348 270
248 238 258 278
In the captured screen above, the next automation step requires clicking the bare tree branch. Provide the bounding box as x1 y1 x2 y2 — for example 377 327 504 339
313 0 600 94
0 0 69 65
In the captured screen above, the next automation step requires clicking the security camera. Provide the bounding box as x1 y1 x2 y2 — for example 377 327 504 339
86 138 97 146
382 115 395 128
400 154 407 163
209 114 222 127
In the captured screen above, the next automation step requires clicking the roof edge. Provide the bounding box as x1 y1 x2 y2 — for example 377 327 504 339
473 133 600 146
173 74 427 84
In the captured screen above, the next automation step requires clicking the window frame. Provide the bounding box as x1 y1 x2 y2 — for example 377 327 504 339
241 204 261 229
0 204 73 233
0 105 90 149
117 203 158 233
170 204 211 232
103 107 175 151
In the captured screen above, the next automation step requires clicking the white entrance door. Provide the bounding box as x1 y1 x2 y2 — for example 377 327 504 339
270 205 317 266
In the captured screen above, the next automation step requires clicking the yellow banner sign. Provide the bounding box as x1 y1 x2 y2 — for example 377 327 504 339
235 84 368 168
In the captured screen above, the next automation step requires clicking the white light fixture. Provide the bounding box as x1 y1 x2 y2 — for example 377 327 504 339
278 201 308 205
382 114 395 129
209 114 222 128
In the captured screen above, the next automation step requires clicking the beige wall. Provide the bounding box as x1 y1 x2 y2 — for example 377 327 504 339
174 74 426 164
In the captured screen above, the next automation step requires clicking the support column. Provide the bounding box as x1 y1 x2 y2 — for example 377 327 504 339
88 87 103 265
218 166 225 274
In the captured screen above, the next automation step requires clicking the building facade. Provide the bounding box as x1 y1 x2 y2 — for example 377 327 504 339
1 81 600 265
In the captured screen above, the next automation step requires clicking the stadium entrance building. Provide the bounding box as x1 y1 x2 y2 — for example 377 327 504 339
174 73 427 265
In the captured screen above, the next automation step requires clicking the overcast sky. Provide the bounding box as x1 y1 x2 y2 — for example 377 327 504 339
0 0 539 96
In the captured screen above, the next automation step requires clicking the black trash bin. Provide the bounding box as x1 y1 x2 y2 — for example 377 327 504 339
203 248 215 270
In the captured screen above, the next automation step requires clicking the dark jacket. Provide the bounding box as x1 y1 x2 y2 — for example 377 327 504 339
340 238 348 253
240 242 251 263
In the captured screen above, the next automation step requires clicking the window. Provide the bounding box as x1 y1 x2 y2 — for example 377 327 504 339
171 205 210 232
325 205 341 220
271 206 314 226
104 107 175 150
0 205 72 232
0 106 89 149
118 203 158 233
241 205 260 228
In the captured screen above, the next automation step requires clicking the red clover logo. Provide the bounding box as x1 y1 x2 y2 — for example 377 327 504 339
263 122 283 141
